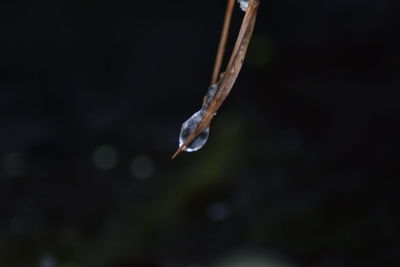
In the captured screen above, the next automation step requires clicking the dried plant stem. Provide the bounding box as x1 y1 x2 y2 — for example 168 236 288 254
172 0 260 159
211 0 235 85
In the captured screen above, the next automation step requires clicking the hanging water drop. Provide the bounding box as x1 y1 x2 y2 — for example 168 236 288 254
179 110 210 152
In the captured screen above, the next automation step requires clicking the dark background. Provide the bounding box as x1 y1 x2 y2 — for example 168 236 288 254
0 0 399 266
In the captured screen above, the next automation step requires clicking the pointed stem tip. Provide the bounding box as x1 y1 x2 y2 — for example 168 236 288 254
171 145 185 160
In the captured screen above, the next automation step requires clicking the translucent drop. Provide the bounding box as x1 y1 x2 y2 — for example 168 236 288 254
179 110 210 152
237 0 249 11
203 83 218 108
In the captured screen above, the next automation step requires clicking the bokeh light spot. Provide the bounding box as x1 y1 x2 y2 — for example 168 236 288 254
92 145 118 170
38 253 57 267
130 155 155 179
2 152 26 177
207 202 230 221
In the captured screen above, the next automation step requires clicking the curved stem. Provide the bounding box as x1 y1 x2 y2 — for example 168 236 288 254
211 0 235 85
172 0 260 159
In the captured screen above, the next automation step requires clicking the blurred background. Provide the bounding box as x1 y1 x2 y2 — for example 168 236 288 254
0 0 399 266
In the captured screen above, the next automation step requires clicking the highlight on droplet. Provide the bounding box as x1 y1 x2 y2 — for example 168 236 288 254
237 0 249 11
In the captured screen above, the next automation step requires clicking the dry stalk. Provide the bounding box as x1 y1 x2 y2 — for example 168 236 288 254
172 0 260 159
211 0 235 85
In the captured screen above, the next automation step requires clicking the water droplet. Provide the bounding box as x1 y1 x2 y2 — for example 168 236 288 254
237 0 249 11
179 110 209 152
204 83 218 107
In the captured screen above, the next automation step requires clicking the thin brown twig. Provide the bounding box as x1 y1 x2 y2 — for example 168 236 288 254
172 0 260 159
211 0 235 85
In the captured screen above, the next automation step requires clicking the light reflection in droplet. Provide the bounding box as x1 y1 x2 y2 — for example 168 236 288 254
203 84 218 108
237 0 249 12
